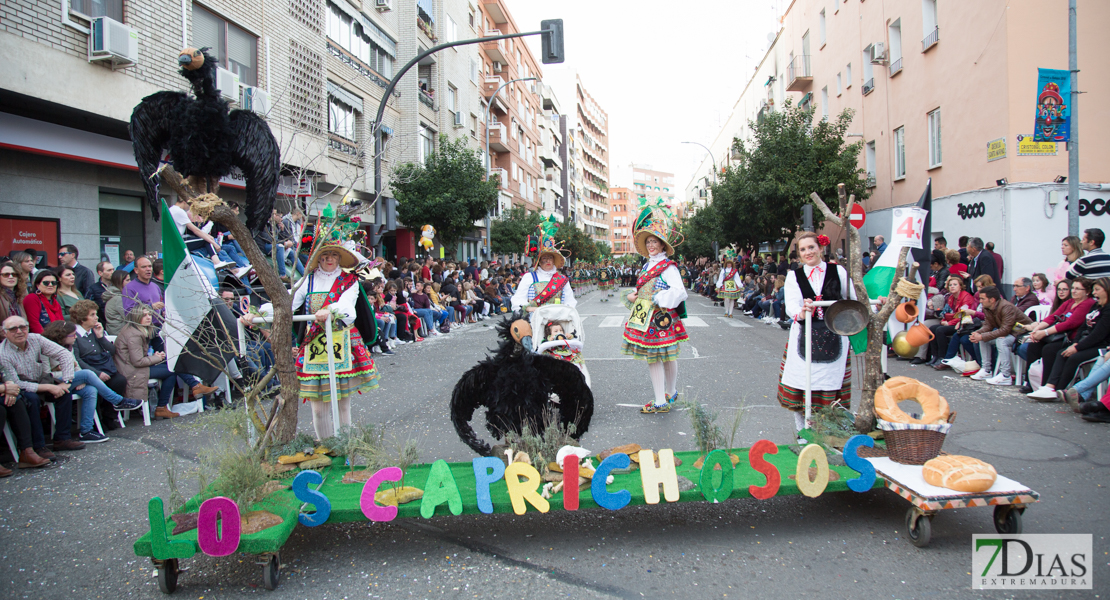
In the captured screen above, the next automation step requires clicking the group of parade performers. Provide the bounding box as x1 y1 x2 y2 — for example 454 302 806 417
279 203 852 447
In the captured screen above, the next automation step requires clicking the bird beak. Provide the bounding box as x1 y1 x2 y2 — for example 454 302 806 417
520 335 534 353
178 54 193 66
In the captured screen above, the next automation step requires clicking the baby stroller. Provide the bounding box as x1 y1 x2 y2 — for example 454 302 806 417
530 304 592 388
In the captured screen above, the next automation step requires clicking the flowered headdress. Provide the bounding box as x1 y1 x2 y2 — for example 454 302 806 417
305 199 369 271
723 247 738 267
532 215 570 268
633 196 683 257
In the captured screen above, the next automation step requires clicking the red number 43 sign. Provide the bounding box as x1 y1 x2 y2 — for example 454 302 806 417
890 207 928 249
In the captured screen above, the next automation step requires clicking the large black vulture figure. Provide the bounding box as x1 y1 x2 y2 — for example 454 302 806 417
129 47 280 232
450 315 594 456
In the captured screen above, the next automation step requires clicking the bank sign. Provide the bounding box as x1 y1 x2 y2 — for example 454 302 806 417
973 534 1091 589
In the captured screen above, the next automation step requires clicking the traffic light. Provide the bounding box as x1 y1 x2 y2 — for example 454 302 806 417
540 19 564 64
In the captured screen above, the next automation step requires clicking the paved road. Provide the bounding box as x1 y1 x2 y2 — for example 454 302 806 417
1 287 1106 599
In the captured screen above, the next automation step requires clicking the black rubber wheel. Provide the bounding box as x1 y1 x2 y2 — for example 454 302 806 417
994 505 1024 534
906 509 932 548
262 553 280 591
157 559 178 594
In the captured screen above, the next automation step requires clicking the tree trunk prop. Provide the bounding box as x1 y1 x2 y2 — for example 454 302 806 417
159 167 303 448
810 184 910 434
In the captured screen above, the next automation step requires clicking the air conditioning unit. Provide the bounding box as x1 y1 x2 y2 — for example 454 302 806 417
87 16 138 69
453 111 464 127
493 61 502 73
374 0 393 12
870 42 887 64
240 86 272 116
216 67 240 103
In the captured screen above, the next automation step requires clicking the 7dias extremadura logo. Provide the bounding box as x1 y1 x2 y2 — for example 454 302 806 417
973 534 1092 590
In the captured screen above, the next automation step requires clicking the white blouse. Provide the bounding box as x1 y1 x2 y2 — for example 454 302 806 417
290 268 358 326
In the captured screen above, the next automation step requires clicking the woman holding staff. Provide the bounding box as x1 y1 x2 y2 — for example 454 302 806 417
715 249 742 318
622 200 688 414
777 232 856 440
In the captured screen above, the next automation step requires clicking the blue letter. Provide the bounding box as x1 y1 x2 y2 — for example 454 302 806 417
472 457 506 514
592 453 632 511
843 435 877 493
292 470 331 526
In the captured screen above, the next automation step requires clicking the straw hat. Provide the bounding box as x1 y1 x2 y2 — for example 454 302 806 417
633 198 683 257
306 243 360 272
532 215 570 268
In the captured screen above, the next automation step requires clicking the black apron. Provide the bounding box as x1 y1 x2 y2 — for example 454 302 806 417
794 264 843 364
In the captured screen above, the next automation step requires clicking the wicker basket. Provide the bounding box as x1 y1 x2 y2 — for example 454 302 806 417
877 417 954 465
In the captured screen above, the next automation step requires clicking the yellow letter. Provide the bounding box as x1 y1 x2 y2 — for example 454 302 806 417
795 444 830 498
639 449 680 504
504 462 550 515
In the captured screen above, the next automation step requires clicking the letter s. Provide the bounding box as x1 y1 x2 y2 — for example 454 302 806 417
292 469 332 526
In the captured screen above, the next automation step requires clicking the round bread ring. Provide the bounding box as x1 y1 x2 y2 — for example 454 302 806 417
874 376 950 425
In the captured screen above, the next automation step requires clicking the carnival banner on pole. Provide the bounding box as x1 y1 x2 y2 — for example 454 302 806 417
1033 68 1070 143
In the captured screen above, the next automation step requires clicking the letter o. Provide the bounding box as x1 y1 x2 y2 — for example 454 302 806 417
795 444 830 498
197 497 241 557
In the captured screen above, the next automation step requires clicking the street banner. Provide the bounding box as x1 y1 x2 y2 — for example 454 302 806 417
1034 68 1070 142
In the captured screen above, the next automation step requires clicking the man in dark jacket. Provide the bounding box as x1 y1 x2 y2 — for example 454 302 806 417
58 245 95 296
969 286 1031 386
967 237 999 294
86 261 115 321
986 241 1004 281
1011 277 1040 313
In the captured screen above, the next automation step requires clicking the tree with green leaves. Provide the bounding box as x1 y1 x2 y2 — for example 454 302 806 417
489 206 543 255
679 203 720 259
390 135 499 251
556 224 598 264
595 241 612 260
711 99 868 251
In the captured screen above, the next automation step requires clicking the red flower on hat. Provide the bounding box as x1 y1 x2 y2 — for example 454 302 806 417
817 235 830 247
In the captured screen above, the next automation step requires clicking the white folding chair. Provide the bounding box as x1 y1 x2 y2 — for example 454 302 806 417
1013 306 1048 387
118 380 154 428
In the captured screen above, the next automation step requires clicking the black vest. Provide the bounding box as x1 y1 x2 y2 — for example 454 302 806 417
793 264 843 319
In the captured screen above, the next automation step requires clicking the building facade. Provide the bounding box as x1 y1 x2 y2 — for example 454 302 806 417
0 0 500 268
608 187 633 256
684 0 1109 277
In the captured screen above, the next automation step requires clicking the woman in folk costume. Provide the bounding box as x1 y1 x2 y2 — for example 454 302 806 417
510 221 576 312
778 232 856 439
622 200 689 414
293 227 380 440
715 249 743 317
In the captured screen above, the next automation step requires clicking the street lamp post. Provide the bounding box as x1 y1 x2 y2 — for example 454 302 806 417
483 77 538 259
682 141 717 185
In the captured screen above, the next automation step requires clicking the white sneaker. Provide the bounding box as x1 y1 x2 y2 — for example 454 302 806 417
1027 386 1057 399
940 357 965 368
234 265 252 279
970 368 992 381
213 260 236 271
986 373 1011 386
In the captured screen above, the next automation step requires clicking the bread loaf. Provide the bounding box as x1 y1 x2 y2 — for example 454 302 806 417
874 377 950 425
922 455 997 492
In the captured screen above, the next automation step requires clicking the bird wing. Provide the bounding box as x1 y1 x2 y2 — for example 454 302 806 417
450 361 502 456
229 110 281 233
129 91 188 219
536 354 595 439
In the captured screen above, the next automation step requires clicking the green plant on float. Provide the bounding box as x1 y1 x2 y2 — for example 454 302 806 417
680 396 726 456
503 406 578 473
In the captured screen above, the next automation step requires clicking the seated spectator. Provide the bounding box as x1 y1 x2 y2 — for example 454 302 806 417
42 320 143 442
946 249 967 281
0 262 26 323
1065 229 1110 280
70 299 135 427
253 211 297 279
57 244 94 296
118 249 136 273
0 315 84 454
428 283 456 328
930 277 977 369
114 307 198 419
54 264 85 319
103 269 130 335
930 250 949 290
0 376 49 474
366 281 397 353
87 261 115 320
409 283 444 336
1054 236 1084 283
23 270 64 334
967 286 1032 385
1011 277 1040 313
1060 353 1110 416
170 197 234 268
1032 273 1054 305
462 281 486 321
11 251 37 287
439 277 470 323
483 284 503 314
1027 277 1110 400
1019 278 1095 394
209 203 252 269
973 274 995 293
384 281 421 342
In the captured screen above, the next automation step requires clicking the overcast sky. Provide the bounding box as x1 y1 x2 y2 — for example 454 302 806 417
509 0 786 200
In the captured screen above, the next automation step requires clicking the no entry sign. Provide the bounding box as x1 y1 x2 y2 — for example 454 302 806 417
848 203 866 229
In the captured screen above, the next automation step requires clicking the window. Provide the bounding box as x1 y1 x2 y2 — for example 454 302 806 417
865 141 876 184
468 9 475 28
861 49 874 93
836 72 842 96
928 108 942 168
819 9 826 46
70 0 123 21
801 30 810 60
419 126 434 163
470 58 479 83
894 126 906 179
888 19 903 75
328 97 357 141
446 16 457 43
447 84 457 113
193 5 258 85
820 87 828 119
846 63 852 87
922 0 939 49
326 2 395 79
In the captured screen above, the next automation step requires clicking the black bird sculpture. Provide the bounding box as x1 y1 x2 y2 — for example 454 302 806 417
129 47 280 233
450 315 594 456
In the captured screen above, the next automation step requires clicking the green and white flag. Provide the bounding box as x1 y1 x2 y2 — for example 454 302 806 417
849 242 904 354
160 200 238 384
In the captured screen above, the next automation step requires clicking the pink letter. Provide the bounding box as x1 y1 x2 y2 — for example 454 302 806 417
197 497 241 557
360 467 403 522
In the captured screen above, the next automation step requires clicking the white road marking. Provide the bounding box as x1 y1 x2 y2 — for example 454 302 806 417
691 345 700 358
717 316 752 328
615 404 643 408
599 316 626 327
682 316 708 327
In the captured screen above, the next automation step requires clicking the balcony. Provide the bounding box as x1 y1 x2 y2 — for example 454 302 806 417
488 167 508 188
865 174 876 188
888 57 903 77
419 88 437 110
786 55 812 91
922 27 939 52
481 29 507 63
487 123 509 153
862 78 875 95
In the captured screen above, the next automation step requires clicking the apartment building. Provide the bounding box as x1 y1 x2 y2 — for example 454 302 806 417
632 165 676 208
685 0 1109 276
536 83 566 221
0 0 493 267
546 71 610 245
477 0 546 221
608 187 633 256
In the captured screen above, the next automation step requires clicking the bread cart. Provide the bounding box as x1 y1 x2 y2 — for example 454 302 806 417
867 456 1040 548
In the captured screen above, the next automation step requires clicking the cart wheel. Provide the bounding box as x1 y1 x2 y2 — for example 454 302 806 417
905 508 932 548
157 559 179 594
262 553 281 591
994 505 1024 534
